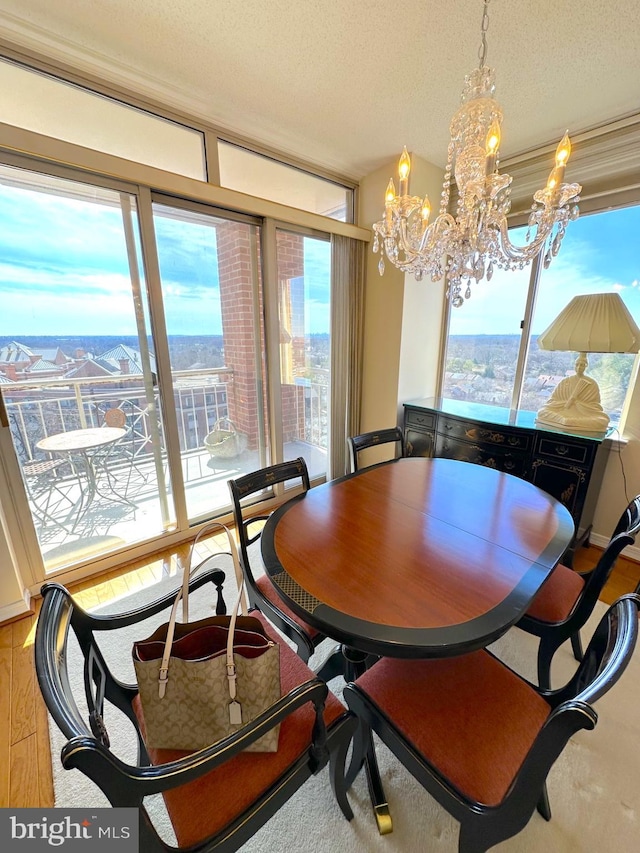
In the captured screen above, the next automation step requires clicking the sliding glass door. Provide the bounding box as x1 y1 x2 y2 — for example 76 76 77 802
152 198 269 523
275 229 331 481
0 163 337 580
0 164 174 573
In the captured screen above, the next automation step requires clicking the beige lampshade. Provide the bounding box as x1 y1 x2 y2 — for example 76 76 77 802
537 292 640 353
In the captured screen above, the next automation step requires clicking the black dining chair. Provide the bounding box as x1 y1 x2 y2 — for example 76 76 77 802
35 569 357 853
516 494 640 689
228 457 343 682
343 593 640 853
347 427 405 472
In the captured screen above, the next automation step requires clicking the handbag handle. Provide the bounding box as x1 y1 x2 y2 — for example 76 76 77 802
179 520 247 622
158 522 250 713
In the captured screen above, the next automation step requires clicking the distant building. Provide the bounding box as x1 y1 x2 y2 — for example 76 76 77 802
0 340 155 383
0 341 71 381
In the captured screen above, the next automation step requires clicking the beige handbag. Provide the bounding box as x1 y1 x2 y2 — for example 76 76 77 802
133 522 281 752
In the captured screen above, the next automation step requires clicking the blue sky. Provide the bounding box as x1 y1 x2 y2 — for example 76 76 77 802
0 173 637 340
448 206 640 336
0 180 331 338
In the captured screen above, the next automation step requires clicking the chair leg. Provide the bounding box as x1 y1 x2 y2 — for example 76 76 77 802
458 821 489 853
329 723 355 821
345 719 368 788
536 637 557 691
570 630 583 662
536 781 552 821
316 644 345 682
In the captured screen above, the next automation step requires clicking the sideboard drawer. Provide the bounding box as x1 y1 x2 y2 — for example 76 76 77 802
438 416 533 452
536 436 592 466
405 409 437 431
436 435 529 479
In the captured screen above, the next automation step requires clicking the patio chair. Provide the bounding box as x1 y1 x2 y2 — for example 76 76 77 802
22 457 79 532
96 405 149 496
35 566 356 853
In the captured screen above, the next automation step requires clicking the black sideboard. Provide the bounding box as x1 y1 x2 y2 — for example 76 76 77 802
403 397 613 565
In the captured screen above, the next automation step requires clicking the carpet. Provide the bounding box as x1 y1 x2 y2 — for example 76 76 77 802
47 555 640 852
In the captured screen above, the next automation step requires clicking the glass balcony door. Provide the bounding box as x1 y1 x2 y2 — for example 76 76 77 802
152 197 269 523
0 164 175 574
275 228 331 481
0 164 336 580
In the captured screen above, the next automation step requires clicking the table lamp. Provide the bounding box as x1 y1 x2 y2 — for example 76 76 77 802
535 292 640 433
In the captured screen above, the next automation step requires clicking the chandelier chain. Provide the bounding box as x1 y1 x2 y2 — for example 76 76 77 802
478 0 491 68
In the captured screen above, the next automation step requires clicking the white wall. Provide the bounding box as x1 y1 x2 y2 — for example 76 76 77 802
0 432 33 621
358 160 406 437
593 370 640 549
358 152 445 465
396 154 447 414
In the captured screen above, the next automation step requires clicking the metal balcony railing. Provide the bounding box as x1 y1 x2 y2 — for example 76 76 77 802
3 367 329 477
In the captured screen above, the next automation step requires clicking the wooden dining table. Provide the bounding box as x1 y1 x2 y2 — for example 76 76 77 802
261 456 575 832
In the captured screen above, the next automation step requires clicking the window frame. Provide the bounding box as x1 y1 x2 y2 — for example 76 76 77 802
437 191 640 431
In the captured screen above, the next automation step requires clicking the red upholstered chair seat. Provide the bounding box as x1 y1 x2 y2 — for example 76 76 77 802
517 497 640 691
355 651 550 807
524 563 585 623
255 574 322 640
133 614 345 849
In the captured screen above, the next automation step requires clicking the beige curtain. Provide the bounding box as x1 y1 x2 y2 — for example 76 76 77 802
328 234 366 480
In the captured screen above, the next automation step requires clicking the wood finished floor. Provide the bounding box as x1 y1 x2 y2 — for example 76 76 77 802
1 537 639 810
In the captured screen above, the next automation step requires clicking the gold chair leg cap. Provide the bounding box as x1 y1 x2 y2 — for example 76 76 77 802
374 804 393 835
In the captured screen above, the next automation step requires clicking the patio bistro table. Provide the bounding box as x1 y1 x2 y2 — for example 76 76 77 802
261 456 575 833
36 427 130 520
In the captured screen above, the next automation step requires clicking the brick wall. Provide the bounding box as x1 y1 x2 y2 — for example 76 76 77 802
217 224 306 451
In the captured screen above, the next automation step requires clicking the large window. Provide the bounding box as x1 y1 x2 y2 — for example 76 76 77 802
0 165 174 572
276 229 331 480
0 162 338 578
153 199 267 523
441 204 640 427
0 59 206 179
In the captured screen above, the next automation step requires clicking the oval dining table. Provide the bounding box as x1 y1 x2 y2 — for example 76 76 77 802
261 456 575 833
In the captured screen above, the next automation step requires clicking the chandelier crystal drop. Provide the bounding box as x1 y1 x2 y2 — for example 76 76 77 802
372 0 582 308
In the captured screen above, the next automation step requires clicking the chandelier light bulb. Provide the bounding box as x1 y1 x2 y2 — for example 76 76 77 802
485 119 501 175
398 146 411 195
485 120 501 155
555 131 572 166
546 166 562 191
398 146 411 179
385 178 396 204
371 0 582 307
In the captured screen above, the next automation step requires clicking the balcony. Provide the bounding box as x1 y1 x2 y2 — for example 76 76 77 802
4 369 327 571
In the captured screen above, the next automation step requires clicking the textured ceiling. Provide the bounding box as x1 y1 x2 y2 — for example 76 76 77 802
0 0 638 181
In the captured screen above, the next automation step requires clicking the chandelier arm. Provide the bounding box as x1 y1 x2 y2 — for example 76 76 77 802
496 214 557 264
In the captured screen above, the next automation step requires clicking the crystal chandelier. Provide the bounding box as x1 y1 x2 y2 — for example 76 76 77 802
372 0 582 308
